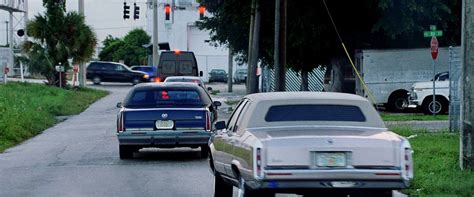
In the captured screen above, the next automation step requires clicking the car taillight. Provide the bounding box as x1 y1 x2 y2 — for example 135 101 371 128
404 147 413 179
205 111 211 131
401 139 413 180
155 77 161 83
256 148 262 176
117 112 125 133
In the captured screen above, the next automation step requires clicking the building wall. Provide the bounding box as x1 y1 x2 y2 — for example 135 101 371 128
145 0 243 82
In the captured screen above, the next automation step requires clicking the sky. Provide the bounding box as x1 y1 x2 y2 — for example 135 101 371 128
0 0 149 47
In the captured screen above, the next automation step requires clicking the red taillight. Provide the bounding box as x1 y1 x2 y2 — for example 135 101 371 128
117 112 125 133
403 147 413 179
256 148 262 176
161 91 170 100
205 111 211 131
155 77 161 83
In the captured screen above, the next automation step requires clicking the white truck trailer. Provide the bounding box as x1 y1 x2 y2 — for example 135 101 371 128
354 47 459 112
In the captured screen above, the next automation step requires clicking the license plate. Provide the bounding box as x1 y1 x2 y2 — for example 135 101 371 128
316 152 346 167
155 120 174 130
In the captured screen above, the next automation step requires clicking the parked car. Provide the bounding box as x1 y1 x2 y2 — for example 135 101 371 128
131 65 157 82
209 69 228 83
156 50 203 82
408 71 449 115
209 92 413 197
116 82 221 159
86 61 149 85
234 69 247 83
163 76 212 91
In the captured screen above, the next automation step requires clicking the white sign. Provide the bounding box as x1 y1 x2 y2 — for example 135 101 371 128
0 47 12 82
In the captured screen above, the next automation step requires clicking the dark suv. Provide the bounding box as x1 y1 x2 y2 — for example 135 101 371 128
87 61 150 85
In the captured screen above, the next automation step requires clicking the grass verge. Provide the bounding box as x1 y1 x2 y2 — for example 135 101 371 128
389 126 474 196
0 82 108 152
382 113 449 121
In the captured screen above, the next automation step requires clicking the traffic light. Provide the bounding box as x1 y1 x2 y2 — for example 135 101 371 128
123 2 130 20
198 5 206 20
133 3 140 20
164 4 171 21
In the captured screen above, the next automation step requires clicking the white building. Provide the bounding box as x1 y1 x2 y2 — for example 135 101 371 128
145 0 242 82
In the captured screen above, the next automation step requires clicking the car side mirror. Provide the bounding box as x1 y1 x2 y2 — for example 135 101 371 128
116 102 122 108
199 71 203 77
213 101 222 108
215 121 226 130
207 87 213 91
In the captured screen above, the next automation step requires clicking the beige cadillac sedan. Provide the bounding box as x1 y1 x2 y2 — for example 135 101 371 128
208 92 413 197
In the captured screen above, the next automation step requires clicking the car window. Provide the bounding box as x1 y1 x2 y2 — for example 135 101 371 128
104 64 115 70
115 65 125 71
179 61 193 74
265 105 366 122
126 90 203 108
162 61 177 74
226 99 248 132
438 73 449 81
235 102 251 135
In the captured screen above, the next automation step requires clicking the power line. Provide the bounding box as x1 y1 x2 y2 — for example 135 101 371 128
94 25 145 30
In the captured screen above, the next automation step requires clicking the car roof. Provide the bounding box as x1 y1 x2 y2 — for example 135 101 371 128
245 92 367 102
239 92 385 129
134 82 200 90
165 76 202 80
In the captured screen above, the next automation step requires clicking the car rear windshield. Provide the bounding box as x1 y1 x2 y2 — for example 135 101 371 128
166 78 202 84
126 90 203 108
265 105 366 122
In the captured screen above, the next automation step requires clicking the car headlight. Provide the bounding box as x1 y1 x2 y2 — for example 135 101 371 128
143 74 149 79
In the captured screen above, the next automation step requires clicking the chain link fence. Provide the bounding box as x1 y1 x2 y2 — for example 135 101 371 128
262 66 327 92
449 46 462 132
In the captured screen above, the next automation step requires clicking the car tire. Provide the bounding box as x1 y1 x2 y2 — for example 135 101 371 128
214 174 233 197
388 93 408 112
200 145 209 158
422 97 447 115
119 145 134 160
132 78 141 85
93 76 101 85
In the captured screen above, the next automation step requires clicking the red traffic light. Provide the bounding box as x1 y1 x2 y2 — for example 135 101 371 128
164 4 171 20
198 5 205 19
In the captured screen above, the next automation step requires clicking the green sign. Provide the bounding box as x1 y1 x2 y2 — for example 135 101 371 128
424 25 443 37
424 31 443 37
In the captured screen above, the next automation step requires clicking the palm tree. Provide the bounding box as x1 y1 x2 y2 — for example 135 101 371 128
22 0 97 86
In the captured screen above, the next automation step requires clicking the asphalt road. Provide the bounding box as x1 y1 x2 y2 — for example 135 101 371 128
0 83 405 197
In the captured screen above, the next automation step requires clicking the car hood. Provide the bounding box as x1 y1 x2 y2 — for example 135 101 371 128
412 81 449 89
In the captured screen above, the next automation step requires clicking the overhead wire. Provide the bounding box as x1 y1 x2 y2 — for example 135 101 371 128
321 0 377 105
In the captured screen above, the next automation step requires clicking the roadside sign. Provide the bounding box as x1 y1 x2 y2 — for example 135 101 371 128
424 31 443 37
431 36 439 60
55 65 65 72
423 25 443 38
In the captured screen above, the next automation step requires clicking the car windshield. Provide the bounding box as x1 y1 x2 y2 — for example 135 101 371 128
133 67 153 72
265 105 366 122
211 70 226 74
126 90 203 108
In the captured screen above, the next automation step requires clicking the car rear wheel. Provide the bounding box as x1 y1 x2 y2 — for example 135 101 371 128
93 76 101 85
200 145 209 158
214 174 232 197
132 78 141 85
119 145 134 159
239 177 275 197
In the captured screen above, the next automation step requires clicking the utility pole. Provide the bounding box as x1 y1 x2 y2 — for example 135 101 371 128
248 0 261 94
460 0 474 170
273 0 287 92
273 0 280 91
246 0 256 93
78 0 86 87
5 21 8 46
152 0 160 67
228 48 233 92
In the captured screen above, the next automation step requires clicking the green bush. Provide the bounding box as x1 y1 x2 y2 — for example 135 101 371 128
0 82 107 152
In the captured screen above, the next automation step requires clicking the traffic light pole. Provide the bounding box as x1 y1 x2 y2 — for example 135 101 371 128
78 0 86 87
152 0 159 67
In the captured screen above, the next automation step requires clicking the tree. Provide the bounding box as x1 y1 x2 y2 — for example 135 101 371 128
98 29 150 66
198 0 461 92
23 0 97 87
